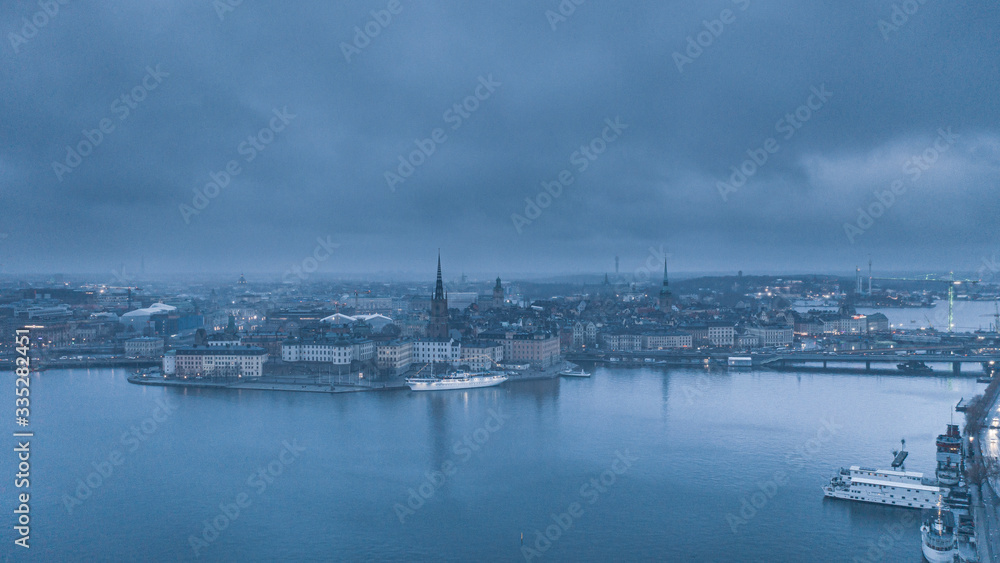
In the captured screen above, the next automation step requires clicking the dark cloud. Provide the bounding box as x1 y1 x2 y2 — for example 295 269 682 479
0 0 997 277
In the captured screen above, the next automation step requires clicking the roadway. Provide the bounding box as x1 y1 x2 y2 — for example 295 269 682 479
977 400 1000 561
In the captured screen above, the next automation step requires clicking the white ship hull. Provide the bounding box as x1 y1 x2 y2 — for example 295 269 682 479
406 374 508 391
822 466 945 510
559 369 590 378
921 541 957 563
822 487 940 510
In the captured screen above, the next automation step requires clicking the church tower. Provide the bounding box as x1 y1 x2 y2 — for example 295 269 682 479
658 259 673 311
493 276 503 308
428 252 450 339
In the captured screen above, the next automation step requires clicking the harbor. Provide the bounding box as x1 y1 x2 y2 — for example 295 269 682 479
816 372 1000 562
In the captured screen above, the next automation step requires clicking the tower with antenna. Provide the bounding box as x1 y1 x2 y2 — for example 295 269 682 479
868 257 872 296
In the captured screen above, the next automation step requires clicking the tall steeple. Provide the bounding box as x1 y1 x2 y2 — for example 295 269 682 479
658 259 673 310
428 251 450 339
434 250 445 300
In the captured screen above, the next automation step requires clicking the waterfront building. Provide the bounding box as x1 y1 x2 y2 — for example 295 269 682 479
412 339 461 364
376 341 413 374
867 313 890 333
819 314 869 335
163 344 266 378
746 325 794 347
281 337 373 365
643 332 693 349
460 340 504 370
124 336 164 358
602 331 643 352
480 331 560 367
282 338 353 364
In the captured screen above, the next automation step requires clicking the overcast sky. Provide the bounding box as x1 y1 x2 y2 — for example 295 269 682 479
1 1 998 278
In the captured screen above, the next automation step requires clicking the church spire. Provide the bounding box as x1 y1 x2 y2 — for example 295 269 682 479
434 250 445 300
659 259 673 310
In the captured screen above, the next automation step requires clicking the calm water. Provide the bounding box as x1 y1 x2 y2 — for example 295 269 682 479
1 367 981 562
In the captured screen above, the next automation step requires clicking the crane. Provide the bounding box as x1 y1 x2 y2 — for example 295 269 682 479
353 289 371 309
870 272 979 332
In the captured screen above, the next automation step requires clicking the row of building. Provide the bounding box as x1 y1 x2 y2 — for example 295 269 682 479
599 325 794 351
161 329 559 378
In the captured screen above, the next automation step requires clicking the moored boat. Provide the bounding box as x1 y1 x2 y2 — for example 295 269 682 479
898 360 934 373
921 502 958 563
823 465 945 509
405 371 507 391
935 424 963 487
559 367 591 378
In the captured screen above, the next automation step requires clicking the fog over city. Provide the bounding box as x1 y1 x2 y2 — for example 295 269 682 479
2 1 998 276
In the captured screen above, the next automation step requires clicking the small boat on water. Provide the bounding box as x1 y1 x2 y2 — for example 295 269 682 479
405 370 507 391
559 367 591 378
898 360 934 374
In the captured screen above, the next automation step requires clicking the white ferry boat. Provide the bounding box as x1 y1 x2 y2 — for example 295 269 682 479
823 466 946 510
405 371 508 391
921 503 958 563
559 367 591 378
